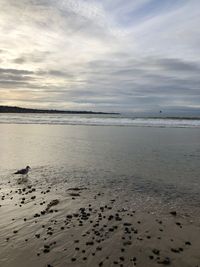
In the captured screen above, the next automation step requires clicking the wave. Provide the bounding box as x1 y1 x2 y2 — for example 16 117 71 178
0 113 200 128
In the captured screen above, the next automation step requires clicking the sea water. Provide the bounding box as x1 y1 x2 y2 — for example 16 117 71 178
0 113 200 213
0 113 200 127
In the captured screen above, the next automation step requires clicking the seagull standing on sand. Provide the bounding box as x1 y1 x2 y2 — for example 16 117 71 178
14 166 31 175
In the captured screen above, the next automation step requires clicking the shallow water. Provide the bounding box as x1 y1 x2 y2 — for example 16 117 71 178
0 123 199 213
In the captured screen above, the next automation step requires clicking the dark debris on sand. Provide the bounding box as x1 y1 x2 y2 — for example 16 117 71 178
0 179 199 267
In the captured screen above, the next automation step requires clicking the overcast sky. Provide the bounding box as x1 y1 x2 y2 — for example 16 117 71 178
0 0 200 113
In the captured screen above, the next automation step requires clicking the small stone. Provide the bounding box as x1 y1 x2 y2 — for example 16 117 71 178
131 257 137 262
170 211 177 216
86 241 94 245
152 249 160 255
171 248 179 253
123 223 132 226
157 257 171 265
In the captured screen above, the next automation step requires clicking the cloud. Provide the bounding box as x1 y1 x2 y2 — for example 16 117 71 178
0 0 200 113
13 57 26 64
156 58 200 72
13 51 49 64
0 68 34 75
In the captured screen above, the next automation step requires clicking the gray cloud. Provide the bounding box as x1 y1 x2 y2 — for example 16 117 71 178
0 0 200 113
2 54 200 113
156 58 200 72
13 51 51 64
0 68 36 89
0 68 34 75
13 57 26 64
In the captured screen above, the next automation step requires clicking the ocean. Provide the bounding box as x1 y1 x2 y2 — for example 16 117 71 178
0 113 200 127
0 113 200 214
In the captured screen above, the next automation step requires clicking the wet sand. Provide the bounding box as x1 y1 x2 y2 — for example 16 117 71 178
0 174 200 267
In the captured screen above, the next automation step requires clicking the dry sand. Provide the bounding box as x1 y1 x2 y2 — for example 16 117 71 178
0 175 200 267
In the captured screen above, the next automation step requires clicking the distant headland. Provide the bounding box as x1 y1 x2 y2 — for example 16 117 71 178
0 105 119 115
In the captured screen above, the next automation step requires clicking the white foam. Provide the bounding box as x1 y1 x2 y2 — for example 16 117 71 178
0 114 200 128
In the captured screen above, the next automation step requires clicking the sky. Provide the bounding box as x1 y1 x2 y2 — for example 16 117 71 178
0 0 200 114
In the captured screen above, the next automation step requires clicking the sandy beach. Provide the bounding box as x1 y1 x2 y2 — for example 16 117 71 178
0 172 200 267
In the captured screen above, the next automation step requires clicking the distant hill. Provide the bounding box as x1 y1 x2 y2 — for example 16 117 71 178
0 105 119 115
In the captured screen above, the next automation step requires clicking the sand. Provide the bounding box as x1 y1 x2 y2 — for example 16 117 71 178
0 174 200 267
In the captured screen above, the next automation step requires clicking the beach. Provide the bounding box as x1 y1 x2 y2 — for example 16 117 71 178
1 0 200 265
0 121 200 267
0 179 200 267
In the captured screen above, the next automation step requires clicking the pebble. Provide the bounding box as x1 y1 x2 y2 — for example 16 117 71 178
157 257 171 265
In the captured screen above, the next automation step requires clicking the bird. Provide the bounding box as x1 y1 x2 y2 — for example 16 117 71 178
14 166 31 175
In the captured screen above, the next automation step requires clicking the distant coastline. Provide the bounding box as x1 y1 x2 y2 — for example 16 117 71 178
0 105 119 115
